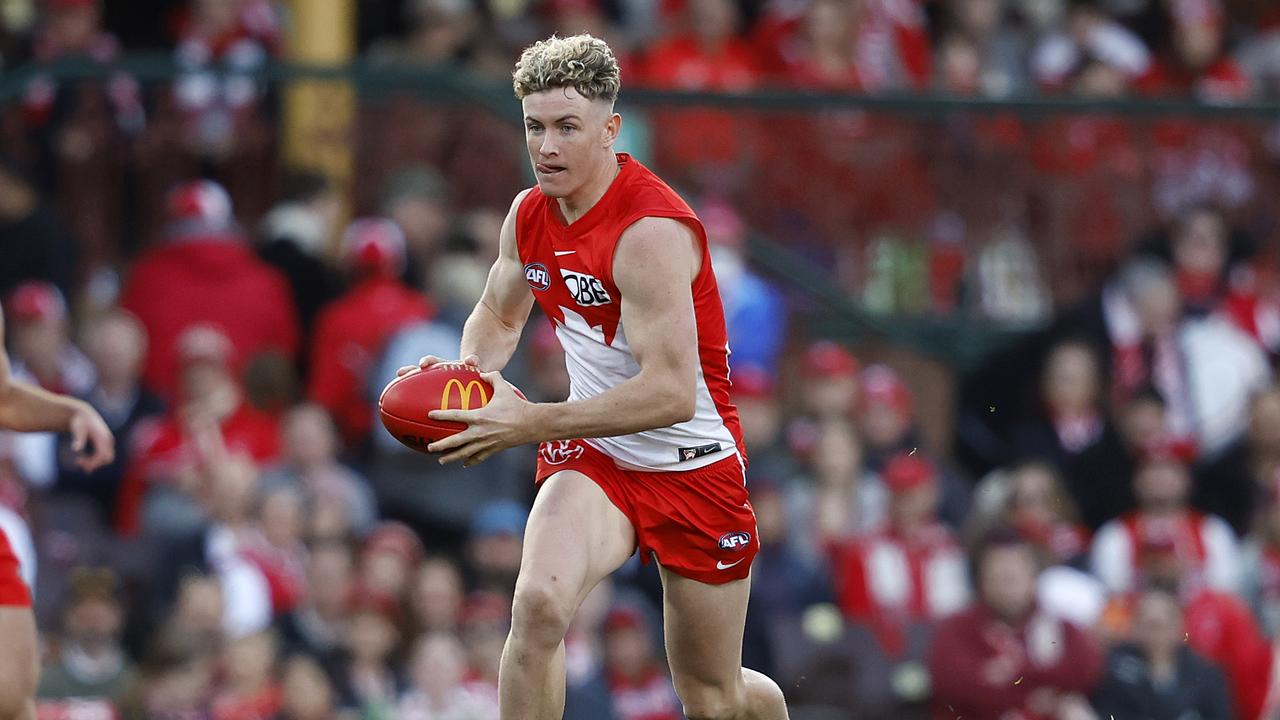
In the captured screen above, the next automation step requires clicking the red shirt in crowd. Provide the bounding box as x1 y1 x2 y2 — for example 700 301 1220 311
121 235 300 401
307 275 432 445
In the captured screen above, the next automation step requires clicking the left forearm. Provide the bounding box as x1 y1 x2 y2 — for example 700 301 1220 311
525 370 692 443
0 380 82 433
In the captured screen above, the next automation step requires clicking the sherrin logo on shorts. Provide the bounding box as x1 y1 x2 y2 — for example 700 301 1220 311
524 262 551 291
718 531 751 552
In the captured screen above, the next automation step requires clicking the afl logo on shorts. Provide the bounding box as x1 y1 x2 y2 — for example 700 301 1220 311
718 531 751 552
524 263 550 291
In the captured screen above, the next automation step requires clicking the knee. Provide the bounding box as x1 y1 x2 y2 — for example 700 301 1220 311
677 679 747 720
509 580 574 649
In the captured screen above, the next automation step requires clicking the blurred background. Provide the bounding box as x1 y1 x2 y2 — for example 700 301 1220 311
4 0 1280 718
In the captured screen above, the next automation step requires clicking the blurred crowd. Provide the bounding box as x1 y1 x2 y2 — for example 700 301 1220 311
5 1 1280 720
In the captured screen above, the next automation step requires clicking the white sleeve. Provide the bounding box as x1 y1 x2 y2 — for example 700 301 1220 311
1090 520 1133 595
1201 515 1242 593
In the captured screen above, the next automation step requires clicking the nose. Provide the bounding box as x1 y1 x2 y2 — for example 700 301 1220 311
539 134 558 158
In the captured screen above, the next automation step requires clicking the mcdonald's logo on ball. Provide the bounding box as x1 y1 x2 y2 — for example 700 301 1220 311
441 378 490 412
378 365 501 454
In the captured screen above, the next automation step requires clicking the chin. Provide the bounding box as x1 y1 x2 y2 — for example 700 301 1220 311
535 175 572 198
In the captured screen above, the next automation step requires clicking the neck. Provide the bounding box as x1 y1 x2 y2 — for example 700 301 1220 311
557 155 620 224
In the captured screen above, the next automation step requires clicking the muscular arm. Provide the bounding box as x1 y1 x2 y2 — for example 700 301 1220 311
528 216 699 440
459 190 537 371
0 312 80 432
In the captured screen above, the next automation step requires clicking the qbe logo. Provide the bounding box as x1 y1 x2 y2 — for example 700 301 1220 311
524 262 550 291
561 269 612 307
718 531 751 552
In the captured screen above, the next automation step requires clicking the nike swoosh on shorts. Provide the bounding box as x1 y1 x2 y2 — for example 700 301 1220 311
554 250 576 256
717 558 745 570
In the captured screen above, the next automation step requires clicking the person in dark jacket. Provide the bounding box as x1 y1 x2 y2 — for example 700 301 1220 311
1093 587 1231 720
0 158 77 300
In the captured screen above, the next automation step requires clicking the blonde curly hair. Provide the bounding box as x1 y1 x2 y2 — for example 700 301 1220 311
512 34 621 103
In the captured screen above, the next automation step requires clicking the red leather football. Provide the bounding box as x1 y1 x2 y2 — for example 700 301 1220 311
378 364 494 453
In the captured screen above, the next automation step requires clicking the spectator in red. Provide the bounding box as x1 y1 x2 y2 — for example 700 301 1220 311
602 604 682 720
119 324 281 536
308 217 432 447
358 520 424 606
335 587 405 715
1091 445 1240 596
929 528 1103 720
775 0 860 90
121 180 299 401
829 453 969 658
1141 0 1250 101
238 484 307 616
5 282 94 397
800 340 860 422
999 461 1091 568
211 629 282 720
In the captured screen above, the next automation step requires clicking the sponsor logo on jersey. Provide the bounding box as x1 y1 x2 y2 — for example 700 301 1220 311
540 440 585 466
440 379 489 412
718 531 751 552
524 262 551 291
560 269 612 307
678 442 722 462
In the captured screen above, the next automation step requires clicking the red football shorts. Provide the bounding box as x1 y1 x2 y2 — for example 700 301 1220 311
535 439 759 584
0 524 30 607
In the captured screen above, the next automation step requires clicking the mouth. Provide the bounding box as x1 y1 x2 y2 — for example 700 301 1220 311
536 163 566 176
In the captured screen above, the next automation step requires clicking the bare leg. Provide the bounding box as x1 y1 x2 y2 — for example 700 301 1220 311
660 568 788 720
499 471 636 720
0 606 38 720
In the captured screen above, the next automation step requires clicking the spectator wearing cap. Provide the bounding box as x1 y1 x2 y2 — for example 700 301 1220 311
1091 446 1240 596
256 170 345 340
308 217 433 447
929 528 1102 720
335 586 406 716
732 364 792 482
55 309 165 525
278 541 353 665
36 567 136 714
858 364 969 528
396 632 501 718
119 324 281 537
700 198 786 375
467 499 527 595
803 418 887 545
799 340 860 421
260 403 377 539
358 520 424 607
0 158 77 299
121 180 299 401
1093 587 1231 720
828 453 969 662
602 604 682 720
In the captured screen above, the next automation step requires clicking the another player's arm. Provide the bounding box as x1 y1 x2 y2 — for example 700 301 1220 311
401 190 535 374
0 311 115 471
429 217 700 464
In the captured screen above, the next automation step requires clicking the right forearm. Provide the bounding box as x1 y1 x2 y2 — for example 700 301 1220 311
460 299 525 371
0 380 82 433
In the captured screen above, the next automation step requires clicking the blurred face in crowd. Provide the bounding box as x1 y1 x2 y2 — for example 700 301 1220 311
605 623 655 680
1175 18 1223 70
174 575 223 639
955 0 1000 38
1130 272 1180 338
389 193 450 262
346 611 399 664
192 0 241 38
259 486 304 550
11 314 66 378
861 396 911 452
411 633 468 700
752 487 787 547
1133 591 1184 659
409 0 478 63
938 34 982 94
980 543 1038 621
890 482 937 532
282 404 339 470
805 0 852 53
64 596 123 655
1173 208 1228 278
1073 60 1129 98
411 557 464 633
1135 459 1190 513
523 87 620 203
813 419 862 487
362 550 413 600
1120 395 1167 452
180 358 236 407
206 457 258 526
307 544 354 621
469 531 524 589
308 493 354 542
280 655 337 720
84 312 146 390
803 374 858 420
222 631 278 689
48 2 101 54
145 655 215 715
1042 342 1099 417
737 393 781 450
1009 463 1068 529
689 0 738 46
1250 388 1280 451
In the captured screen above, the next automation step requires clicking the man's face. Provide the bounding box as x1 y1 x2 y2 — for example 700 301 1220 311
523 88 618 199
1135 460 1190 512
980 545 1038 620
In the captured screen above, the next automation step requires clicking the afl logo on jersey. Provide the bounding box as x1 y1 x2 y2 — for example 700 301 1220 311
561 269 613 307
524 263 550 291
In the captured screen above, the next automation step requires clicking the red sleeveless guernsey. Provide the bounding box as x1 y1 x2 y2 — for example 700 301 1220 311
515 153 744 471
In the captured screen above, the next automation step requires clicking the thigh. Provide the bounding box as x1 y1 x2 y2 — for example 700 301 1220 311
0 606 37 717
517 469 637 609
660 565 750 689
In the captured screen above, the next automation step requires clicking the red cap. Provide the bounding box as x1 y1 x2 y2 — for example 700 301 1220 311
731 364 774 400
342 218 407 277
603 605 646 633
175 324 235 368
362 521 424 565
6 281 66 323
805 341 859 379
860 364 913 416
882 452 935 493
165 180 235 239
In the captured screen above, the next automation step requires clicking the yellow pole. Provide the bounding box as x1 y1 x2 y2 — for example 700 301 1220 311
283 0 356 255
